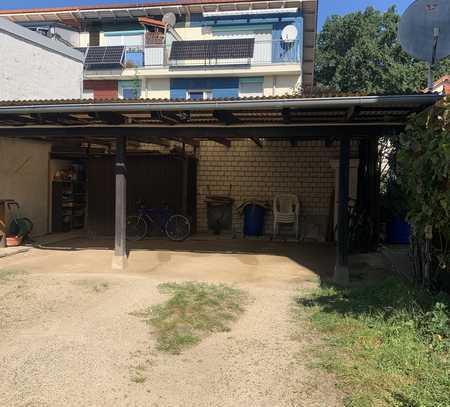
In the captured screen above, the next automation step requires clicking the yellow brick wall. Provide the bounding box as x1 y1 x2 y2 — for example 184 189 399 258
197 139 344 238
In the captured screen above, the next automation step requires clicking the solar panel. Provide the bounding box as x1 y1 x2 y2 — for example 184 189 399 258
76 46 125 67
170 39 255 60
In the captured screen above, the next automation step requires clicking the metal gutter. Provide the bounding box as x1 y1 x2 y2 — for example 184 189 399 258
0 95 441 115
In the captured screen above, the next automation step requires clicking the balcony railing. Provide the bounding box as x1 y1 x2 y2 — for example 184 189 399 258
118 39 301 69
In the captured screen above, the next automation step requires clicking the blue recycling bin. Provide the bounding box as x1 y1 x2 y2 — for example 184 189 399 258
243 204 266 236
386 216 411 244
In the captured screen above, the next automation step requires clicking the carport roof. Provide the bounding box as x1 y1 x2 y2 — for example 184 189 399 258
0 94 441 143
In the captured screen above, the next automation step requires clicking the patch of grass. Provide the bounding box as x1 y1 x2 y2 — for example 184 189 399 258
129 363 147 383
295 278 450 407
72 279 110 293
132 282 248 354
92 282 109 293
0 268 26 284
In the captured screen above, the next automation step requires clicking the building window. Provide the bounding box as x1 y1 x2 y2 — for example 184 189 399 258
119 80 141 99
187 90 212 101
239 77 264 97
104 31 144 47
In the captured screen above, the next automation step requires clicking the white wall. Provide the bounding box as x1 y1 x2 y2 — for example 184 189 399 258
0 31 83 101
263 75 301 96
0 139 51 236
0 21 84 238
79 31 90 47
143 78 170 98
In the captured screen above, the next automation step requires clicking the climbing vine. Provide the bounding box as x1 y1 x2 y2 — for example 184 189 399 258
397 97 450 287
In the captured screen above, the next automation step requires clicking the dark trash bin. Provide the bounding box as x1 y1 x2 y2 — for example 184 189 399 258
206 196 234 234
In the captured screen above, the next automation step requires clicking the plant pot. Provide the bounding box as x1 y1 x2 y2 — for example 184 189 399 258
6 235 23 247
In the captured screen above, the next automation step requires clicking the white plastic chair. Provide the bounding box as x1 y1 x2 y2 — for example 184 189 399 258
273 194 300 240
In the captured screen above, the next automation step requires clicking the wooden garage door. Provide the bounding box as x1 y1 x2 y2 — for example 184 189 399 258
87 155 196 235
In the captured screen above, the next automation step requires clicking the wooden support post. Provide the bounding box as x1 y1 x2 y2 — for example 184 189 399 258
112 135 128 271
181 155 189 214
369 137 381 250
0 202 6 248
334 135 350 284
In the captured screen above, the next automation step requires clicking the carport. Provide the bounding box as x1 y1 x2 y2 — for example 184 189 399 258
0 93 440 282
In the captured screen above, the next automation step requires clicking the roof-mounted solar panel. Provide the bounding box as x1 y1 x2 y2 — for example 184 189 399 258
76 46 125 69
170 39 255 61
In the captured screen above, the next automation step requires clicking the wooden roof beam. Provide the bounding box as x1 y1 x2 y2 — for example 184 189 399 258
208 137 231 148
128 136 171 148
168 137 200 147
151 111 187 125
213 110 240 125
89 112 127 125
325 136 337 147
0 125 403 140
250 137 263 147
31 113 88 125
282 108 291 123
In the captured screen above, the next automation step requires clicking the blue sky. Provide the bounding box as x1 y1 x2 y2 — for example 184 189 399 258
0 0 412 29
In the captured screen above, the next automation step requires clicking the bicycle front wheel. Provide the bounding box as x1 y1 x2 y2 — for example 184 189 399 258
126 216 147 241
165 214 191 241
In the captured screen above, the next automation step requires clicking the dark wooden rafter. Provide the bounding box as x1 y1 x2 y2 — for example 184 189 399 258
151 111 179 125
0 114 37 125
282 108 291 123
88 112 127 125
128 136 170 147
250 137 263 147
30 113 90 125
168 137 200 147
345 106 356 121
151 111 191 124
213 110 240 125
0 125 402 140
208 137 231 148
325 136 337 147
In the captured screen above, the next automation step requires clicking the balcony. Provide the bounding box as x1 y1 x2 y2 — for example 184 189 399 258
83 39 301 71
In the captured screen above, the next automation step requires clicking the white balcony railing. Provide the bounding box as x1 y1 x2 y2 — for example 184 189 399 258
120 39 301 69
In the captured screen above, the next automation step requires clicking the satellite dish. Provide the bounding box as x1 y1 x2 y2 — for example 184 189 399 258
162 12 177 27
281 25 298 42
399 0 450 64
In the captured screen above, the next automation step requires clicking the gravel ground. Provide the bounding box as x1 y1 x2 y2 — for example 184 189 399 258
0 245 342 407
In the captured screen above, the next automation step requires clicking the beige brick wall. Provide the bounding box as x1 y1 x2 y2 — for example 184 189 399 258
197 139 344 239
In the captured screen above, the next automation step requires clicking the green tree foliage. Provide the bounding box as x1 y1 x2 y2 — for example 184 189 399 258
316 6 450 93
398 97 450 278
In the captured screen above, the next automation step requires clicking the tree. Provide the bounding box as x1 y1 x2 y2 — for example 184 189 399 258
315 6 450 93
397 97 450 287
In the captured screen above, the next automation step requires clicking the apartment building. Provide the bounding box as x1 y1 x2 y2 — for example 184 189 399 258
0 0 318 100
0 17 84 236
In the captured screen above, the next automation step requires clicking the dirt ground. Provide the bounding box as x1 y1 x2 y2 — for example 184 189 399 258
0 238 342 407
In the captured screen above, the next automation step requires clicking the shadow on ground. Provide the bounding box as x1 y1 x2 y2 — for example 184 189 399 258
34 235 336 280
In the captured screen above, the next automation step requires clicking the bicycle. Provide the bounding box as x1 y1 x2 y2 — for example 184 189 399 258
335 198 374 253
6 200 33 238
126 202 191 242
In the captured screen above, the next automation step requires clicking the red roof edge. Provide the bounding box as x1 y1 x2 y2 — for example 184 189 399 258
0 0 262 16
433 75 450 87
138 17 166 28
